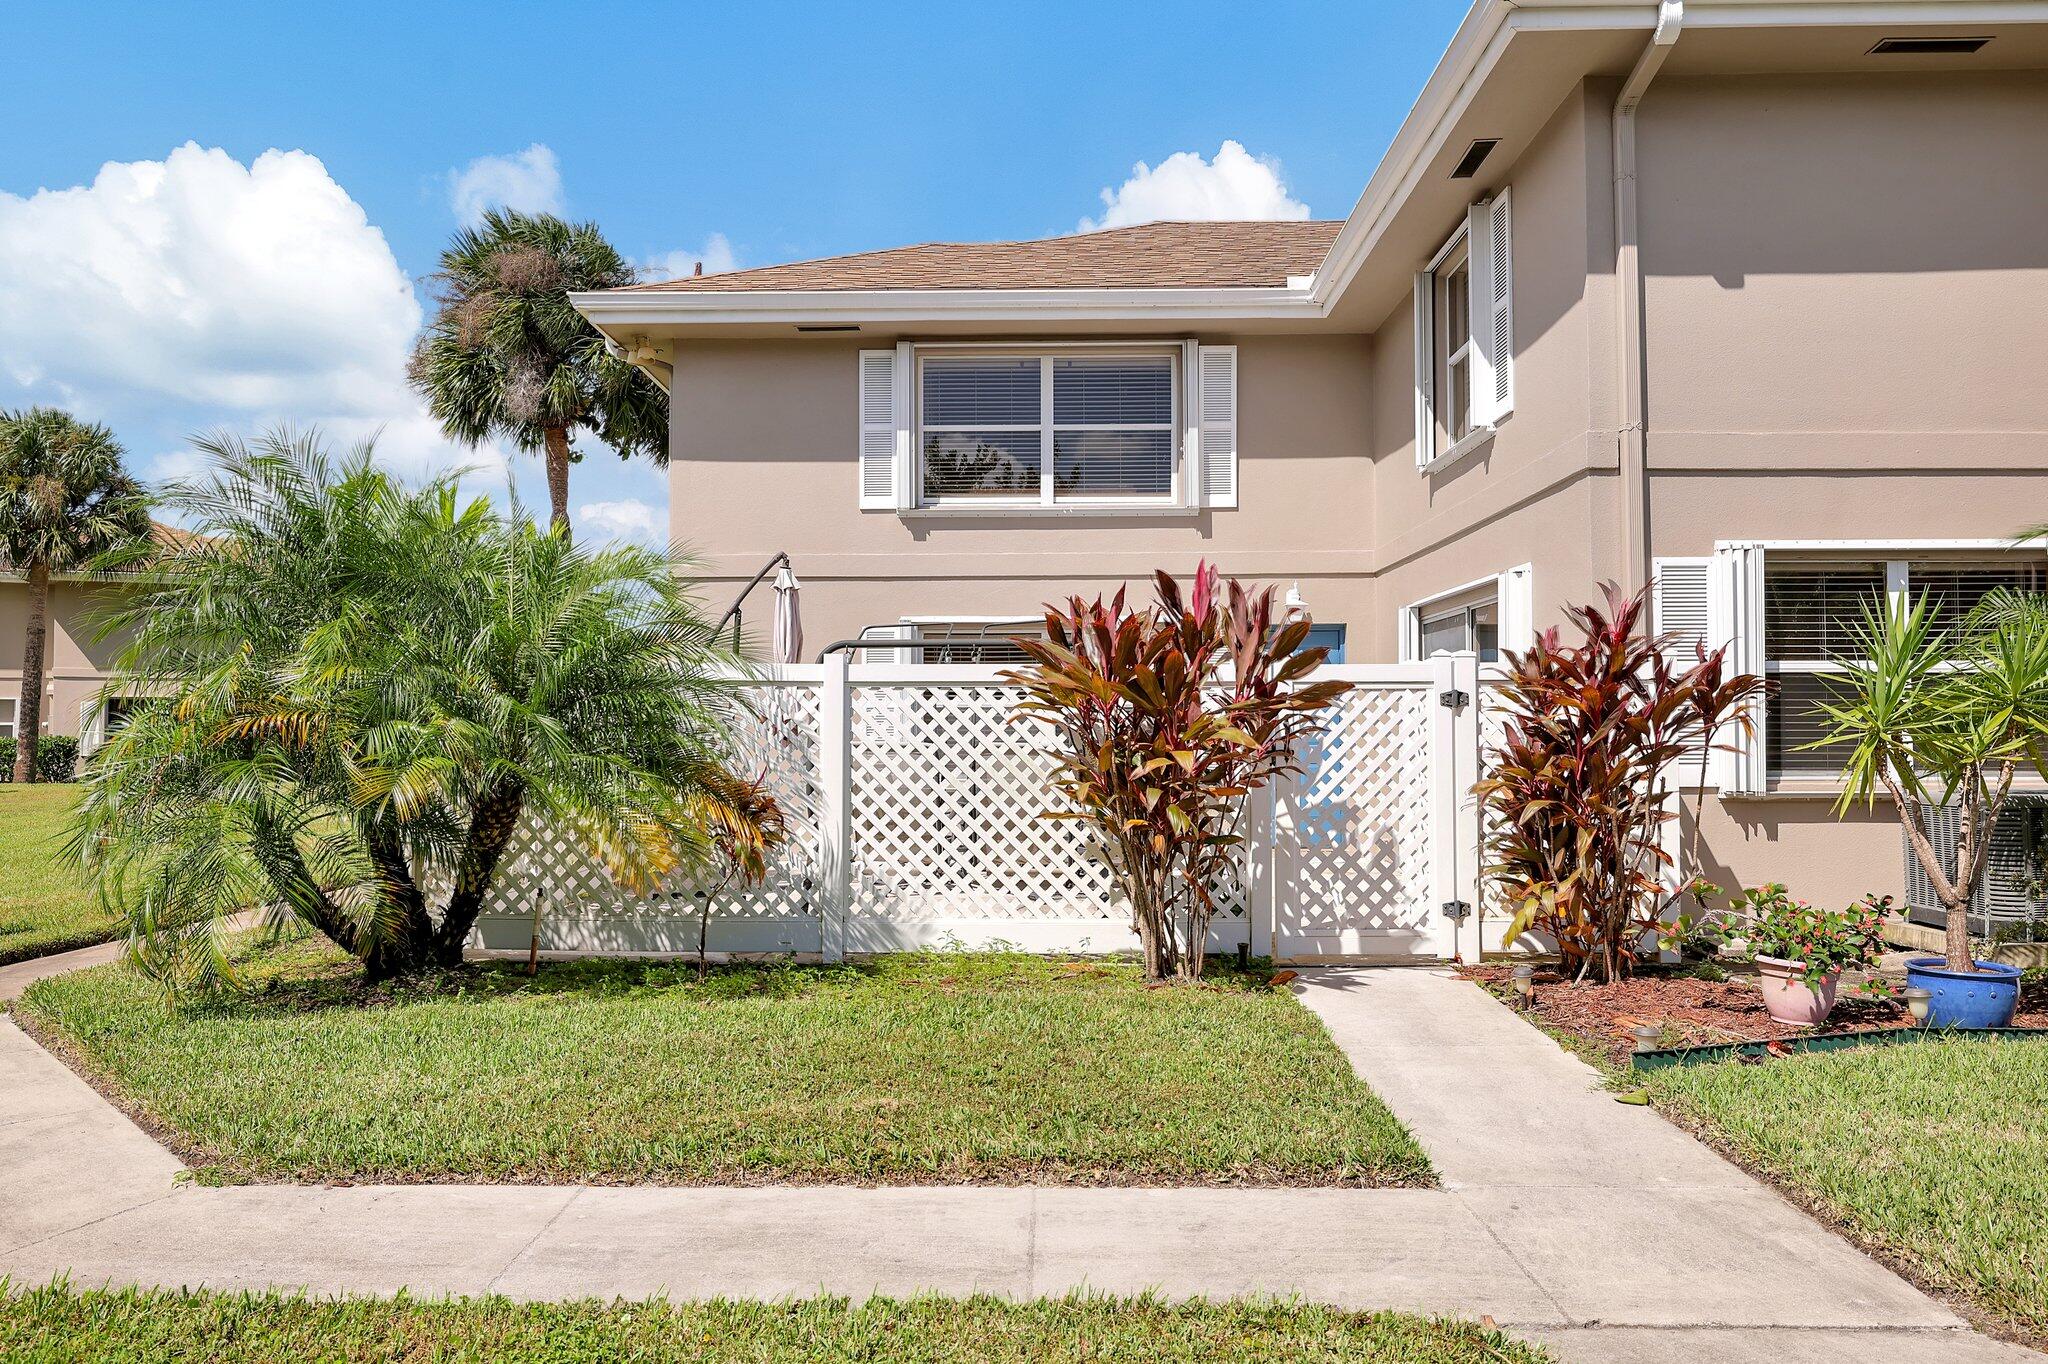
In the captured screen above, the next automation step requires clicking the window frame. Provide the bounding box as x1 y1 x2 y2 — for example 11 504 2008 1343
912 345 1183 511
897 614 1046 666
1413 191 1512 473
0 695 15 743
1401 564 1532 664
1754 546 2048 788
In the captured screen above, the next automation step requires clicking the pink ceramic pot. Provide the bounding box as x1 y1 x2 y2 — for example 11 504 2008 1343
1755 955 1840 1027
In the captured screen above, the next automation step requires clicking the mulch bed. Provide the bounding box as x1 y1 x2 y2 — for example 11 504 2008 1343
1461 961 2048 1069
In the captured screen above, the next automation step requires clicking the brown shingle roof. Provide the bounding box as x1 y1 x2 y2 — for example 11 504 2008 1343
624 221 1344 293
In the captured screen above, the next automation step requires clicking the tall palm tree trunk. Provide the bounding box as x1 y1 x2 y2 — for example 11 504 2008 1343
13 562 49 783
543 425 571 537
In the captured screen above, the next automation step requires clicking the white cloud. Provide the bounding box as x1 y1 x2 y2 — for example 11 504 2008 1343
447 143 563 226
0 142 421 416
576 498 666 545
1079 140 1310 233
637 233 738 282
0 142 515 497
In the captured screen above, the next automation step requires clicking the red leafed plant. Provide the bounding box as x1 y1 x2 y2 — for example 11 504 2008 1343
1004 564 1351 981
1475 584 1766 983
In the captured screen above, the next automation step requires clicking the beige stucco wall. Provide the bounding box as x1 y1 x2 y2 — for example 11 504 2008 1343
1632 68 2048 906
658 63 2046 923
1362 80 1622 659
0 579 129 739
668 332 1379 652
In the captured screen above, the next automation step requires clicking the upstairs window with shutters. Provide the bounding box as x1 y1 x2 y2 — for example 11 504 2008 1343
916 351 1180 506
1764 557 2048 781
1413 190 1513 470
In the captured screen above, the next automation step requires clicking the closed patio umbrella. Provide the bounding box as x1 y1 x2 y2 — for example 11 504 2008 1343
771 563 803 664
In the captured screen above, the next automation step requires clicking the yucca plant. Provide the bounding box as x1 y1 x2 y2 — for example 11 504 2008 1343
70 430 741 991
1004 564 1350 982
1815 591 2048 971
1477 584 1765 982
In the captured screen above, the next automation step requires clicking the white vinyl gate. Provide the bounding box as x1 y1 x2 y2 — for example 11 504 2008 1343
472 655 1484 964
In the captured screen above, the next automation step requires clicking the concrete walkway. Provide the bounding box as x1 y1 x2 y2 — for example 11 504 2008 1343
0 945 2035 1362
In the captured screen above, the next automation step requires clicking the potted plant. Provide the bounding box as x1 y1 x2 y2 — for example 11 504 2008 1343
1815 592 2048 1028
1726 884 1889 1026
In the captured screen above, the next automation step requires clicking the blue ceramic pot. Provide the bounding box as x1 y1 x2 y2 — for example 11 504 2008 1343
1904 957 2022 1029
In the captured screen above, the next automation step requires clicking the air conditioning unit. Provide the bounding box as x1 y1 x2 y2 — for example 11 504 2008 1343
1902 794 2048 937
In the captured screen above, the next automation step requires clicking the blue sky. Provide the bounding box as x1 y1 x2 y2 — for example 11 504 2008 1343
0 0 1466 540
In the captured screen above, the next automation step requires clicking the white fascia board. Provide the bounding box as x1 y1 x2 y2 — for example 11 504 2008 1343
1682 1 2048 24
1303 0 2047 311
570 285 1320 329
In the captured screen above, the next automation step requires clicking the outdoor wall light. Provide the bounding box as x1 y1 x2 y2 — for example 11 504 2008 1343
1283 583 1309 624
1510 963 1536 1007
1903 987 1933 1027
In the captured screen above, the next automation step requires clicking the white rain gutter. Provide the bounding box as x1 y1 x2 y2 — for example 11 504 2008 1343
1613 0 1684 594
604 335 674 393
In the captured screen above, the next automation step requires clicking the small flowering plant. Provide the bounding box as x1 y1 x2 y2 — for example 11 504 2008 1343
1731 883 1892 989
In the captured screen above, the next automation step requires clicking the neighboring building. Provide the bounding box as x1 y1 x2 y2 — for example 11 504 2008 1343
0 527 187 758
574 0 2048 907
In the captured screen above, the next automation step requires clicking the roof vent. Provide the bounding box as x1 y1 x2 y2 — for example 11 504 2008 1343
1449 139 1500 180
1869 35 1990 54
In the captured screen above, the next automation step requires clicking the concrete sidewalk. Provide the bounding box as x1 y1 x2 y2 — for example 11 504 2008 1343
0 944 2036 1362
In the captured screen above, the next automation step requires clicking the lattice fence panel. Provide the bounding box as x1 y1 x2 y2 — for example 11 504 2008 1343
849 682 1120 921
1476 679 1515 921
1271 685 1435 935
475 682 824 922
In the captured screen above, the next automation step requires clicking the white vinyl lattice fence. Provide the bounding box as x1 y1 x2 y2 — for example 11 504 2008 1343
471 656 1484 963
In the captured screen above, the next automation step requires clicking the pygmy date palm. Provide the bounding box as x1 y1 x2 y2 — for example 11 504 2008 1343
0 408 150 782
71 429 741 990
408 209 665 535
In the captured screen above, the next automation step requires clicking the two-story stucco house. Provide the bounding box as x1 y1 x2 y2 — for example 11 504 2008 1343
572 0 2048 911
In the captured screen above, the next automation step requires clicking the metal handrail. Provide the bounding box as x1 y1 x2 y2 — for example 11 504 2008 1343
816 635 1031 662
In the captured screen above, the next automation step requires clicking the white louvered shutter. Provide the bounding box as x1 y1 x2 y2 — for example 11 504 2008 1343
1713 544 1768 793
1469 192 1513 428
1497 563 1535 653
1654 557 1715 780
1412 272 1434 466
857 348 908 509
1653 558 1712 661
1195 344 1237 508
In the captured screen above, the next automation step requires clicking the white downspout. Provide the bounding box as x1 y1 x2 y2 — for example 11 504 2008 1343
1614 0 1684 595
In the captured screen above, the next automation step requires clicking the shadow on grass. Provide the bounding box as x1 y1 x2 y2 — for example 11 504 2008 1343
187 938 1290 1022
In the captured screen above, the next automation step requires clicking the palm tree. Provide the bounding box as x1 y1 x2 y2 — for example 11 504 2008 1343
0 409 149 782
408 209 666 535
72 429 740 990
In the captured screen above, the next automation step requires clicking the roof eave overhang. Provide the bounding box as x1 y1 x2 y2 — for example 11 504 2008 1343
1306 0 2048 310
574 0 2048 337
569 285 1323 331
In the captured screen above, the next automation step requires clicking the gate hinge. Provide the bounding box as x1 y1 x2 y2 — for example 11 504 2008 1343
1439 688 1469 710
1442 899 1472 922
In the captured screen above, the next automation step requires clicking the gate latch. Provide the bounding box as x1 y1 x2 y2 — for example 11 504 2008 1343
1439 688 1469 710
1442 899 1472 922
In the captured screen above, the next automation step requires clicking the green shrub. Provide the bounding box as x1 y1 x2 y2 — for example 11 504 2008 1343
0 734 80 783
33 734 77 782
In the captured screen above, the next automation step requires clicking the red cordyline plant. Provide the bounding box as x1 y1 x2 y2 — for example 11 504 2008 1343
1476 584 1767 983
1004 564 1351 982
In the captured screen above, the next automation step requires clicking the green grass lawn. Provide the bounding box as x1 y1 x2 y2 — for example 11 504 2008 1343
1647 1037 2048 1342
0 784 110 965
0 1288 1549 1363
17 938 1429 1187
